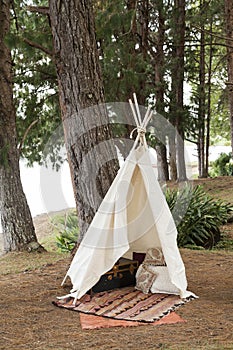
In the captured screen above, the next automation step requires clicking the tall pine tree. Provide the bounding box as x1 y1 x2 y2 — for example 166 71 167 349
0 0 43 252
225 0 233 155
49 0 119 241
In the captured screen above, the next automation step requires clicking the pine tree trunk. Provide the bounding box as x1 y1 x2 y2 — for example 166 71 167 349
205 19 213 177
171 0 187 181
198 4 206 178
155 143 169 182
0 1 42 252
168 134 177 181
176 128 187 181
154 0 169 181
49 0 119 241
225 0 233 156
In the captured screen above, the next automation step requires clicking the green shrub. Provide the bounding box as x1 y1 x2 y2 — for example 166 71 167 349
52 211 79 252
210 152 233 177
165 185 233 249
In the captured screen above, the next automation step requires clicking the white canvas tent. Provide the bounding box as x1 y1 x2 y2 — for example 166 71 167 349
60 95 195 302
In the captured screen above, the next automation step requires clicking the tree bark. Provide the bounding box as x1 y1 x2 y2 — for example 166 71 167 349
225 0 233 156
0 1 42 252
154 0 169 181
168 134 177 181
205 19 213 177
176 0 186 181
49 0 119 241
155 142 169 182
198 14 206 178
170 0 187 181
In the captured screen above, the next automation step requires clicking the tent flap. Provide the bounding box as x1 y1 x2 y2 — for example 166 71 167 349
62 147 193 301
60 98 195 301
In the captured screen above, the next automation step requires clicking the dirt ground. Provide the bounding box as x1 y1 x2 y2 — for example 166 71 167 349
0 177 233 350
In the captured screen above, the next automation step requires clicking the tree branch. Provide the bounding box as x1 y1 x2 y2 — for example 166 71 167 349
185 41 233 49
11 0 19 31
185 138 198 145
18 120 38 154
23 37 53 58
26 6 49 15
193 25 233 43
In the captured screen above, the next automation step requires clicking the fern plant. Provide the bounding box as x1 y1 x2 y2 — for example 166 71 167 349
210 152 233 177
165 185 232 248
52 211 79 252
52 187 232 251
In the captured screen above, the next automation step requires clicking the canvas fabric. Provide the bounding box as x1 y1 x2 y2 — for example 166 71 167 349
60 97 197 302
60 145 194 302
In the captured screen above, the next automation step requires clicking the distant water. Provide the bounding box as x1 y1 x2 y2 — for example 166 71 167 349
0 160 76 234
185 145 231 163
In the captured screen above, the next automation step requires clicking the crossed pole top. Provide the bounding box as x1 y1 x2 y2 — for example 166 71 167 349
129 93 153 148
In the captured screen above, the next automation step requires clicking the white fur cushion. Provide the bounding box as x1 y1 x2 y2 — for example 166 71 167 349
150 266 180 295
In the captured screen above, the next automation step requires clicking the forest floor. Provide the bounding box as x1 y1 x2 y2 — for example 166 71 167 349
0 177 233 350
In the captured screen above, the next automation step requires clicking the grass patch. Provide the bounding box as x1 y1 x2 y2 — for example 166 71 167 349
39 232 60 252
193 178 233 205
167 345 233 350
214 233 233 251
0 251 69 275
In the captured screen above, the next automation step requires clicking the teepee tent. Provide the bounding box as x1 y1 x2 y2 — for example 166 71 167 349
61 95 194 302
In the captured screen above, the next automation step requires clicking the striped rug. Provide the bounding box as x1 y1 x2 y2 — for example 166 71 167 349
53 287 194 323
